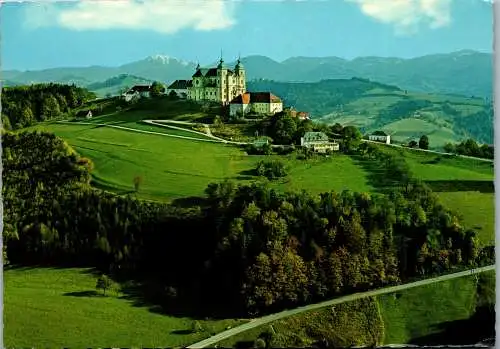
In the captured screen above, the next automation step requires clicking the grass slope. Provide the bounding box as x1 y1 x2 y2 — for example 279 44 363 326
379 275 477 344
4 267 244 348
217 298 385 348
28 123 375 202
377 146 494 244
216 272 492 348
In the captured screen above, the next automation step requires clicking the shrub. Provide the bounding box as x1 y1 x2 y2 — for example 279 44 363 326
255 160 288 180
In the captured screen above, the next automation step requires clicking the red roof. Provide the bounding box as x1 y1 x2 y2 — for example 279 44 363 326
230 92 281 105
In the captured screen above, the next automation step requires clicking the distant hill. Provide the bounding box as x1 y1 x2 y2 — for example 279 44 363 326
247 78 493 147
3 50 493 98
86 74 154 97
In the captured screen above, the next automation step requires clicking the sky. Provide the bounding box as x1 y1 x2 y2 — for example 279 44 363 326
1 0 494 71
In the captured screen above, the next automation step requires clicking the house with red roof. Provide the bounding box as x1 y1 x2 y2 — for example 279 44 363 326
229 92 283 117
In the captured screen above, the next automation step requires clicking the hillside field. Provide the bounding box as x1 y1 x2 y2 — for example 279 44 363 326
4 267 246 348
216 271 493 348
29 118 494 245
27 123 375 202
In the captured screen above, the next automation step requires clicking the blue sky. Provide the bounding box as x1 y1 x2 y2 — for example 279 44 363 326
1 0 493 71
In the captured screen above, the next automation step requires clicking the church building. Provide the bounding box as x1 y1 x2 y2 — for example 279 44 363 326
187 57 246 105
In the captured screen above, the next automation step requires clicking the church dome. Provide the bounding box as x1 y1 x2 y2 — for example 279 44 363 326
235 58 244 70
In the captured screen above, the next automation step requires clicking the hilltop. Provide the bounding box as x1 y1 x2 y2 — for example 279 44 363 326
3 50 492 98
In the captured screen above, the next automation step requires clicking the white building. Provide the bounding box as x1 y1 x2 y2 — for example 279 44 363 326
301 132 339 153
229 92 283 117
122 85 151 102
368 131 391 144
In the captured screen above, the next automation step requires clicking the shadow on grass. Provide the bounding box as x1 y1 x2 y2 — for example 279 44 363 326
349 155 395 193
232 340 255 349
410 306 495 346
170 329 194 335
64 290 102 297
170 196 208 208
117 279 244 321
423 180 494 193
233 169 258 181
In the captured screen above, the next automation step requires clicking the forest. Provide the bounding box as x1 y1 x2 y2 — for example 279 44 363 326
1 83 95 129
3 128 493 317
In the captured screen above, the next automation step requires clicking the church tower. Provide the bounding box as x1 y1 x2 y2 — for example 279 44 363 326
234 56 246 97
216 55 227 103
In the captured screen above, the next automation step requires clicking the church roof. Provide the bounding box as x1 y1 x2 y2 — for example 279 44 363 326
303 132 329 142
167 80 192 89
230 92 282 105
192 67 234 78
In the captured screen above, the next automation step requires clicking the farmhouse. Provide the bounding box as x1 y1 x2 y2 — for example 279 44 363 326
368 131 391 144
284 107 310 120
166 80 192 99
229 92 283 117
186 57 247 105
122 85 151 102
301 132 339 153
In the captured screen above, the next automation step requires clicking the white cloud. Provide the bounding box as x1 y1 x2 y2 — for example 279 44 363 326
346 0 453 34
23 0 236 34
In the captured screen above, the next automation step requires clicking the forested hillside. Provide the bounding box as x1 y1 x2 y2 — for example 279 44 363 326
3 130 493 318
1 84 95 129
247 79 493 146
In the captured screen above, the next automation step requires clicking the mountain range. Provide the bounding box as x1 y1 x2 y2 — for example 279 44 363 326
3 50 493 98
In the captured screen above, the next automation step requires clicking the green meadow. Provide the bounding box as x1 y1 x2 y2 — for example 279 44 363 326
4 267 245 348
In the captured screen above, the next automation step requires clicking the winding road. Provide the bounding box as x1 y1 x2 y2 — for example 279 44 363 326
186 265 495 349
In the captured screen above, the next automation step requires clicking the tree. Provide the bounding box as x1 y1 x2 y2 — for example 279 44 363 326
254 338 266 348
419 135 429 150
168 90 179 100
443 142 455 153
133 175 143 192
341 126 362 153
192 320 204 333
96 274 112 296
41 95 61 120
331 123 343 135
408 140 418 148
150 81 165 98
2 114 12 130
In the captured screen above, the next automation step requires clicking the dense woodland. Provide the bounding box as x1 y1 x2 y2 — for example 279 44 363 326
1 84 95 129
3 127 493 316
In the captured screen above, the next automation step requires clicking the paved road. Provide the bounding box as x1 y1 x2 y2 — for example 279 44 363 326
362 139 494 163
142 119 247 145
186 265 495 349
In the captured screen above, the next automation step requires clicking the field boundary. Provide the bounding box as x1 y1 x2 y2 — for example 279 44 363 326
55 121 237 145
186 265 495 348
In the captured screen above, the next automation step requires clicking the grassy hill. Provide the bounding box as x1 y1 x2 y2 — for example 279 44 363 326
86 74 154 98
247 79 493 147
4 267 245 348
13 97 494 347
30 96 494 245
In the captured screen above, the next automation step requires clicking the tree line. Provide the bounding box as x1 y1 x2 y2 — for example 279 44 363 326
3 129 493 317
444 138 493 159
1 83 95 129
